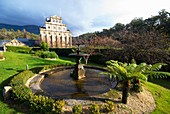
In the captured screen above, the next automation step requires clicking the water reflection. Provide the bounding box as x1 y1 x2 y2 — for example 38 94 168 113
40 68 111 98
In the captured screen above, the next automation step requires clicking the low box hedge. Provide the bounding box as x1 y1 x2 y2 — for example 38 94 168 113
6 46 32 54
10 66 66 113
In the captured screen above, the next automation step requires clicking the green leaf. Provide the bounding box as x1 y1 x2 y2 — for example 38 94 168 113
150 63 167 71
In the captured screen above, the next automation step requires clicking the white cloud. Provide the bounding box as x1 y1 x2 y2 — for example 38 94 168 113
0 0 170 36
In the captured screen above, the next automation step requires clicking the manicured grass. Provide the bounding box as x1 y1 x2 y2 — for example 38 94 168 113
0 52 74 114
144 80 170 114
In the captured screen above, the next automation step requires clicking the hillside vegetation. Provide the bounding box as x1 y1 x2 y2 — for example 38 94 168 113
0 28 39 40
74 9 170 71
0 23 39 34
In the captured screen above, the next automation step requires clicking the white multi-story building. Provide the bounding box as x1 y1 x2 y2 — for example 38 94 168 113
40 16 72 48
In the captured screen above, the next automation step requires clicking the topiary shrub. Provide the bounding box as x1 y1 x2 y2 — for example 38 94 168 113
89 103 100 114
72 104 83 114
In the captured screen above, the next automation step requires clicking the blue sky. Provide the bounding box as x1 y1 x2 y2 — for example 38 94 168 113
0 0 170 36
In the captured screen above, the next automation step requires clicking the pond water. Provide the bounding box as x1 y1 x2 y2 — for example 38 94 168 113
40 68 112 99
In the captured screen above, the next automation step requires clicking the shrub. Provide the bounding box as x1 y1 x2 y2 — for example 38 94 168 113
29 95 54 113
34 50 43 57
42 51 58 58
10 69 65 113
10 70 34 86
54 100 65 114
72 104 83 114
34 51 58 58
103 100 115 112
89 103 100 114
10 70 34 103
40 41 49 51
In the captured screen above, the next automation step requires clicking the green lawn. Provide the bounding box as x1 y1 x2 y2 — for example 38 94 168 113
0 52 170 113
145 79 170 114
0 52 74 114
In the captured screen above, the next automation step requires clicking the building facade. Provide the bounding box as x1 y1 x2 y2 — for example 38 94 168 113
40 16 72 48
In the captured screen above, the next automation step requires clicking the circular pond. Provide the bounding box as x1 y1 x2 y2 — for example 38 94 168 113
40 68 113 99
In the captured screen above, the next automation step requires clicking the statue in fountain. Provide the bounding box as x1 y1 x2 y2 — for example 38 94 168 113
70 44 89 80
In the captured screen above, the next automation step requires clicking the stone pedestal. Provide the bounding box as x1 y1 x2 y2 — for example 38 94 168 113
71 64 85 80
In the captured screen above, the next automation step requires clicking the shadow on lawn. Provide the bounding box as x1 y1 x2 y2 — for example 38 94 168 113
0 72 28 113
149 78 170 89
0 67 44 113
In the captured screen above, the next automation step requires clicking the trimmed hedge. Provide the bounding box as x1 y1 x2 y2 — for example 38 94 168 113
10 66 66 113
34 51 59 58
10 70 34 103
6 46 32 54
49 48 75 57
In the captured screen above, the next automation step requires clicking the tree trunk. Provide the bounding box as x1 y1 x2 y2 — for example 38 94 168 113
122 80 130 104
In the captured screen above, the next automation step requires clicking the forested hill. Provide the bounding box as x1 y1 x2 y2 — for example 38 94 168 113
75 9 170 42
0 23 40 34
73 9 170 71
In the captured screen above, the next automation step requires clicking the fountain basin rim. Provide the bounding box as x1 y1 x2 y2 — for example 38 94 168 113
40 65 108 76
69 53 89 57
27 65 117 100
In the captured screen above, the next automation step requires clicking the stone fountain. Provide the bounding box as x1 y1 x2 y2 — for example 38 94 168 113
70 44 89 80
27 44 117 99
